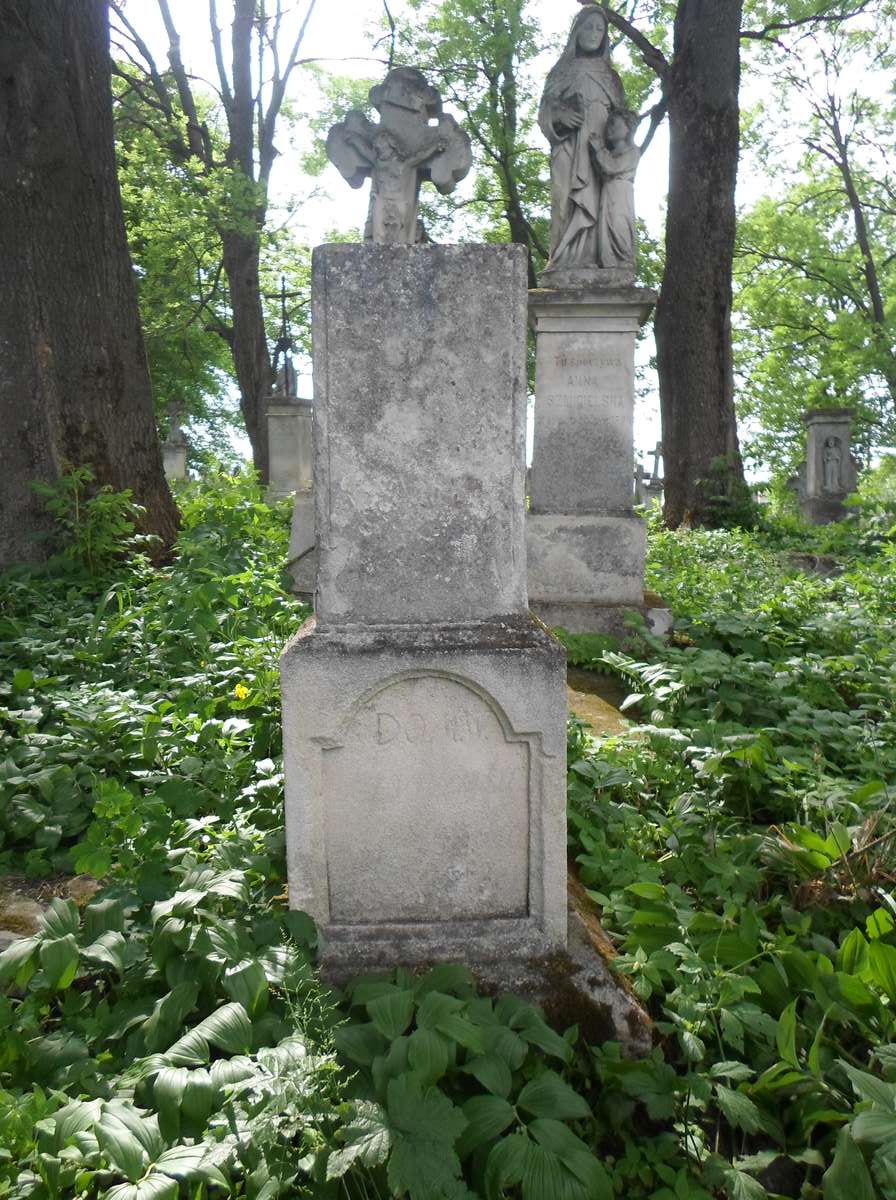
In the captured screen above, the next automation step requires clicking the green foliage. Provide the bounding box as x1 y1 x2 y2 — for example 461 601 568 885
565 517 896 1197
4 482 896 1198
31 467 149 579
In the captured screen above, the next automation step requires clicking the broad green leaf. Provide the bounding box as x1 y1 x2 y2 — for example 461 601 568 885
463 1055 513 1098
367 989 415 1040
153 1068 188 1142
529 1121 612 1198
511 1009 573 1064
517 1071 592 1121
181 1068 214 1128
95 1120 148 1182
143 983 199 1053
867 909 896 940
40 899 79 940
416 991 467 1030
84 899 126 941
522 1141 583 1200
222 958 269 1017
485 1134 529 1200
481 1025 528 1071
0 935 39 989
456 1096 515 1158
725 1168 768 1199
869 942 896 1003
852 1112 896 1144
334 1021 389 1066
105 1179 178 1200
153 1144 229 1187
776 1001 799 1067
385 1077 467 1200
823 1129 875 1200
39 935 80 990
83 931 127 975
408 1028 450 1086
194 1002 252 1055
626 882 668 901
839 1062 896 1110
837 928 869 975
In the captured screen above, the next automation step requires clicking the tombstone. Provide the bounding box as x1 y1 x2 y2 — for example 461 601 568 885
161 406 188 481
791 408 859 524
527 5 657 636
266 359 313 500
282 103 567 971
633 463 648 506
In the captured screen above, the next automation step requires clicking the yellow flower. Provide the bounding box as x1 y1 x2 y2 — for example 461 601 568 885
234 683 250 700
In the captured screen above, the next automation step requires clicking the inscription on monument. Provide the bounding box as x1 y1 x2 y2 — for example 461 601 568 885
323 674 530 925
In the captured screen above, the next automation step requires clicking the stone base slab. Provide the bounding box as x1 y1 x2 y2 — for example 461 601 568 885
532 598 672 640
281 616 568 969
527 513 646 609
800 496 850 525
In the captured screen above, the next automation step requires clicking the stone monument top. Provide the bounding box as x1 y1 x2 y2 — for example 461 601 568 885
538 4 642 289
326 67 472 244
791 407 860 524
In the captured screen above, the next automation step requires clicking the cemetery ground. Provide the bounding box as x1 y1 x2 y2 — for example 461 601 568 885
1 473 895 1200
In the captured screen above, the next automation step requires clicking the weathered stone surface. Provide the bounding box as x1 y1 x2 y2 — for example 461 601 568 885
527 286 655 634
539 6 642 276
282 617 568 966
268 399 313 500
327 68 472 245
791 408 860 525
282 242 568 969
528 514 645 607
162 439 187 482
313 244 529 626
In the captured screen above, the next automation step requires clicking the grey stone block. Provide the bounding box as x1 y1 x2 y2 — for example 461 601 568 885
282 617 568 967
528 513 646 608
312 244 529 626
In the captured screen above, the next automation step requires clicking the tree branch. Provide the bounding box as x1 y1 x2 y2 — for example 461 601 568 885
740 2 873 41
600 5 668 77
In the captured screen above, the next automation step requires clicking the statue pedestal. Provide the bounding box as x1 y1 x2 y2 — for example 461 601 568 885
528 285 657 636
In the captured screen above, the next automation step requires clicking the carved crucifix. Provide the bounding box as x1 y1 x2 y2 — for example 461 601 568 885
326 67 473 244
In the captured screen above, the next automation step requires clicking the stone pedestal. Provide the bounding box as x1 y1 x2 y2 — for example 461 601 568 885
527 286 656 634
162 438 187 482
267 397 313 500
794 408 859 525
281 244 568 970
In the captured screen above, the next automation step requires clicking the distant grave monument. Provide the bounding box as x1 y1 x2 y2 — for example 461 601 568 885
791 408 859 524
528 3 659 635
281 75 567 972
161 406 188 481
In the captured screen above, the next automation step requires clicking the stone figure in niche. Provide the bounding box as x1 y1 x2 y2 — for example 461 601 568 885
539 4 630 271
326 67 472 244
592 109 640 269
823 436 843 493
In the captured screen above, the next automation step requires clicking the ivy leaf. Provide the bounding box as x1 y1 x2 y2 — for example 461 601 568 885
327 1101 392 1180
517 1071 592 1121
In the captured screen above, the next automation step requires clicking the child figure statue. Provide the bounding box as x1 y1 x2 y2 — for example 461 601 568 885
591 109 640 270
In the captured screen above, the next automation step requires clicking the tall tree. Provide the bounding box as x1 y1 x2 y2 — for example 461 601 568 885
735 25 896 475
0 0 178 570
112 0 317 482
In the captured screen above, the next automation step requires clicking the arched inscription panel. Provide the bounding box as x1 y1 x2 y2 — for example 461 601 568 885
323 673 530 925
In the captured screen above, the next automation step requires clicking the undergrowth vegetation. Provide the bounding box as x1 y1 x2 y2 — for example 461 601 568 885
1 474 895 1199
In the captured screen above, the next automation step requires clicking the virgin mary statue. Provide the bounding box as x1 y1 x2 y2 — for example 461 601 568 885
539 5 627 273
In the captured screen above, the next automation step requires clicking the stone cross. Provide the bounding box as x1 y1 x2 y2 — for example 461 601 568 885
650 441 663 483
634 462 648 505
326 67 472 244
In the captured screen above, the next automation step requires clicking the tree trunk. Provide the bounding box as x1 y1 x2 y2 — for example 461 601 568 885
220 229 272 483
0 0 178 569
655 0 747 528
